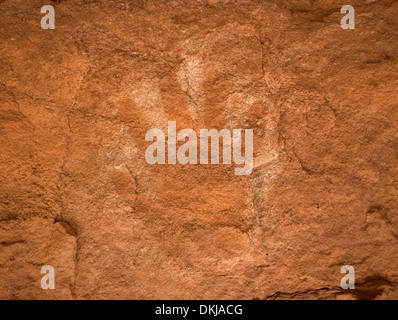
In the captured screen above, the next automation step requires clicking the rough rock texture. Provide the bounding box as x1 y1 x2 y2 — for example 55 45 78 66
0 0 397 299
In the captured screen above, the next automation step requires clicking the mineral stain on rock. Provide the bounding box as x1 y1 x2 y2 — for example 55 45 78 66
0 0 397 299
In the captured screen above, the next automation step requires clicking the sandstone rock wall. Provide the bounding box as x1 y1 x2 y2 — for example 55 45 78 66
0 0 397 299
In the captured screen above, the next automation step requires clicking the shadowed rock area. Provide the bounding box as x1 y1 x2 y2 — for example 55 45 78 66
0 0 397 299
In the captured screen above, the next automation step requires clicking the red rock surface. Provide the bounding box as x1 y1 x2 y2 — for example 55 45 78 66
0 0 397 299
